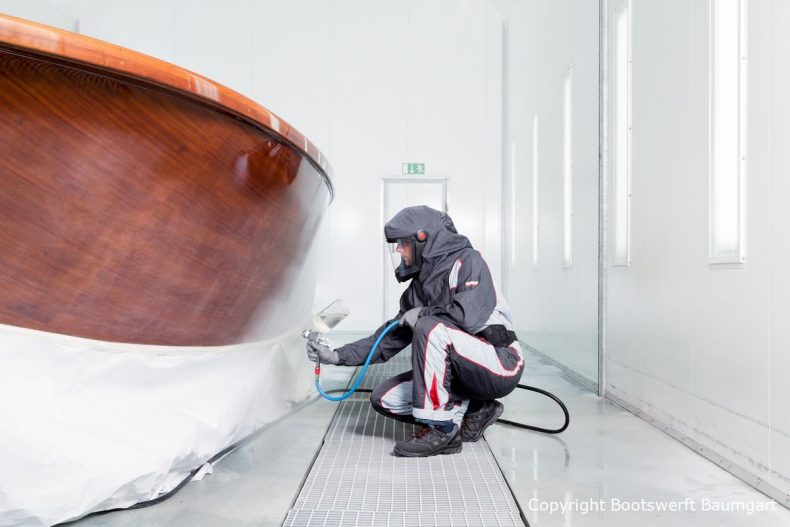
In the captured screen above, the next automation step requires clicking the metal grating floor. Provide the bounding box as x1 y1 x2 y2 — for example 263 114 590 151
283 351 526 527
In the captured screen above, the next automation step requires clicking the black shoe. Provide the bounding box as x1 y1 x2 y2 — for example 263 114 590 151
460 400 504 442
392 425 462 457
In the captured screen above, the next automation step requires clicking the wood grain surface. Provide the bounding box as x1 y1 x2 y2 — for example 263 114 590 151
0 13 333 182
0 16 332 346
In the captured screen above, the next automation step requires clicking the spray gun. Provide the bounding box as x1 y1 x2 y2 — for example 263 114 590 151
302 299 350 383
304 299 400 402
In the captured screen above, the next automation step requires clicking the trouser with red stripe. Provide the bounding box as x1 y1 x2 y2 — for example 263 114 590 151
370 315 524 424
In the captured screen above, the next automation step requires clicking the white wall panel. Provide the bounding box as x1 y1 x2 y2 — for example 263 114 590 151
484 3 504 287
249 1 332 152
92 0 175 63
408 0 487 251
172 0 254 96
503 0 599 385
326 0 408 330
769 0 790 496
609 0 701 443
606 0 788 500
0 0 76 30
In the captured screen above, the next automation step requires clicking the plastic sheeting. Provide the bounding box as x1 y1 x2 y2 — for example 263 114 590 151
0 323 315 527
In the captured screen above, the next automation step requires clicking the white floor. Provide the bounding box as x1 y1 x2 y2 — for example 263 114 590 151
68 341 790 527
487 351 789 527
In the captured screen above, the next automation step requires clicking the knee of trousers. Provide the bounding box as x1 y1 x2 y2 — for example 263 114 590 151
370 383 413 421
370 382 405 410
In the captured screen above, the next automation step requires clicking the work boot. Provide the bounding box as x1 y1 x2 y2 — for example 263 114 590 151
460 400 504 442
392 425 462 457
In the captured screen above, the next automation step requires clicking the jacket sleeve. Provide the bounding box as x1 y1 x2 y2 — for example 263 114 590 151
334 317 413 366
334 285 420 366
420 252 496 334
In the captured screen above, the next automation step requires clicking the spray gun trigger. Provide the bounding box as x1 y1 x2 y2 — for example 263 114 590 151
303 330 328 346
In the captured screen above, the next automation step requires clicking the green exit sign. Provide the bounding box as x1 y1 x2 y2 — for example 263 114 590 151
402 163 425 175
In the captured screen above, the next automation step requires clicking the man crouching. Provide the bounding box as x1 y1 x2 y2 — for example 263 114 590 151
307 205 524 457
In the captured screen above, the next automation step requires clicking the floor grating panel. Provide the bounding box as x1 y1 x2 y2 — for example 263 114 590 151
283 351 526 527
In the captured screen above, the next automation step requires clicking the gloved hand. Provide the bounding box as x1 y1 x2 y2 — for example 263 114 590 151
306 340 340 365
399 307 423 329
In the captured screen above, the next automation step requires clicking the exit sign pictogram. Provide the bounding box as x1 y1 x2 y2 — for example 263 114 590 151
401 163 425 175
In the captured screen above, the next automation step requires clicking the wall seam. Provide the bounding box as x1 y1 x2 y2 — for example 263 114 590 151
766 0 773 492
598 0 608 397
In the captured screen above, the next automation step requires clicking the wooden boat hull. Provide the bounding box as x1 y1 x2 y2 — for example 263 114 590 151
0 16 333 346
0 16 334 525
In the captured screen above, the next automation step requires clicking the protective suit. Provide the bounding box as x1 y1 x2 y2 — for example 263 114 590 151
335 206 524 433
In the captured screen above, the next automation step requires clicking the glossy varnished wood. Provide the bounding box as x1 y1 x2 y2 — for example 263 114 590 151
0 16 331 346
0 14 332 181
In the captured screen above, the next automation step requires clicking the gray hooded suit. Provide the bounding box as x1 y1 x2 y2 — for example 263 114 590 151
336 206 524 424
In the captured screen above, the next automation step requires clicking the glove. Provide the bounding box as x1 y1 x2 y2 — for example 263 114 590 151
306 340 340 365
399 307 423 329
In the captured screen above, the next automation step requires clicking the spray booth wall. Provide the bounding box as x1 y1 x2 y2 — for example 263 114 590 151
500 0 601 388
0 1 76 28
602 0 790 501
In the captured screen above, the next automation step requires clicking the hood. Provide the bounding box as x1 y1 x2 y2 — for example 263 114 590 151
384 205 472 266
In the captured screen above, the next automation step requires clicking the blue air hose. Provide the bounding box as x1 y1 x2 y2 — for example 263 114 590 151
314 319 400 401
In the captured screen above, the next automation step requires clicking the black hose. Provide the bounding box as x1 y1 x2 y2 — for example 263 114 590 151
495 383 570 434
330 386 569 434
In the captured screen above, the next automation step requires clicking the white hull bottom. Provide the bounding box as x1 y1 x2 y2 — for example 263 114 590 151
0 323 314 526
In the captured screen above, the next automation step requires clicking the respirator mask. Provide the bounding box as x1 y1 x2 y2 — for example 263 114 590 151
386 230 427 283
